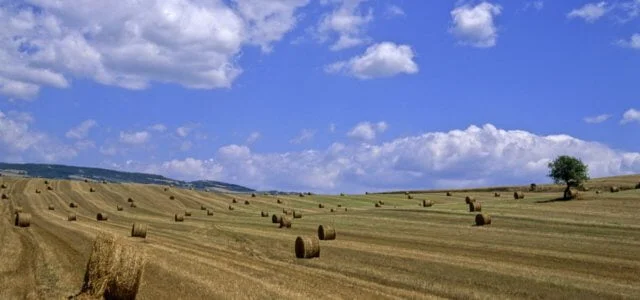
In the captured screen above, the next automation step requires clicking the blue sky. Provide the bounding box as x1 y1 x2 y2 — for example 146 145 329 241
1 0 639 192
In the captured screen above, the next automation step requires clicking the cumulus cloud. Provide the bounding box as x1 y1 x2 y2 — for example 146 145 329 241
316 0 374 50
583 114 611 124
0 0 310 99
450 2 502 48
616 33 640 49
385 5 405 18
65 119 97 139
0 110 76 162
176 125 194 138
567 2 609 22
119 131 151 145
326 42 418 79
621 108 640 124
290 129 316 144
246 131 261 144
347 121 387 141
119 124 640 193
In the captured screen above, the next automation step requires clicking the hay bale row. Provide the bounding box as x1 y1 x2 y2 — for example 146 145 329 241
280 216 292 228
78 233 146 299
68 214 77 221
469 202 482 212
475 214 492 226
14 213 31 227
513 192 525 199
97 213 109 221
131 223 148 238
318 225 336 240
293 210 302 219
295 236 320 259
174 214 184 222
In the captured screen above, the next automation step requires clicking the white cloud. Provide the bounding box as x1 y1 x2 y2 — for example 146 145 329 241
621 108 640 124
316 0 374 51
584 114 611 124
290 129 316 144
65 119 97 139
0 110 76 162
347 121 387 141
567 2 609 22
616 33 640 49
149 124 167 132
120 124 640 193
523 1 544 11
0 0 310 99
176 125 194 138
329 123 336 133
74 139 96 150
326 42 418 79
450 2 502 48
246 131 261 144
180 140 193 151
119 131 151 145
385 5 405 18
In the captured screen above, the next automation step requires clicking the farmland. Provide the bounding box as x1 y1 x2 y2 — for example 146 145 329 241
1 176 640 299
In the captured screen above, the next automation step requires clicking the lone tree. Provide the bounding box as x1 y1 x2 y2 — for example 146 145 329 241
548 155 589 199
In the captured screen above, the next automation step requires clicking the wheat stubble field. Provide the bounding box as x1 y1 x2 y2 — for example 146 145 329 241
1 176 640 299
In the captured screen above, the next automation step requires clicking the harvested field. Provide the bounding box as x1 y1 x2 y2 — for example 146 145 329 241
0 176 640 299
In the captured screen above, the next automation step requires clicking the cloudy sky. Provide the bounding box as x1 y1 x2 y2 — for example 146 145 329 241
1 0 639 192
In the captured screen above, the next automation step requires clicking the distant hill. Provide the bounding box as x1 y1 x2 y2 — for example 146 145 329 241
0 162 254 193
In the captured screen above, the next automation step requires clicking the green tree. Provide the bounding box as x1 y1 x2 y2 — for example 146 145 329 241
547 155 590 199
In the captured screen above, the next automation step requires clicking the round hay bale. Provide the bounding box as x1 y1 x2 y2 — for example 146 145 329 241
130 203 137 208
48 205 55 210
35 189 41 194
174 214 184 222
0 183 7 189
299 193 305 198
295 236 320 259
68 214 77 221
228 205 234 211
70 202 78 208
184 210 192 217
127 198 134 203
564 188 580 200
90 188 96 193
469 202 482 212
261 211 269 217
207 209 214 216
636 182 640 189
407 195 414 199
293 210 302 219
97 213 109 221
337 204 342 208
14 213 31 227
79 232 146 299
47 186 54 191
251 193 256 198
514 192 525 199
494 192 501 197
344 207 348 212
465 196 476 204
14 206 23 214
1 193 8 199
169 195 175 200
244 200 250 205
378 200 385 205
44 180 49 185
117 205 123 211
200 205 206 210
596 190 601 194
277 199 282 204
285 209 293 216
475 214 492 226
272 214 282 224
318 225 336 240
375 203 381 208
84 179 89 183
279 216 292 228
164 187 169 192
330 208 335 212
318 203 325 209
422 200 434 207
131 223 148 238
446 192 452 196
232 198 237 203
610 186 620 193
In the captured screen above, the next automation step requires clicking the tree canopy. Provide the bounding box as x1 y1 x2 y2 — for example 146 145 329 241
548 155 590 187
